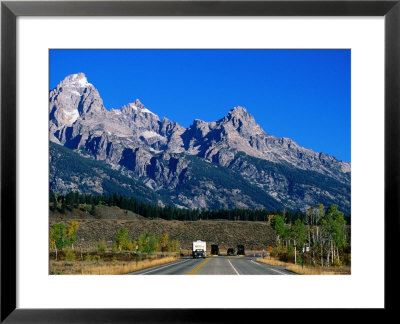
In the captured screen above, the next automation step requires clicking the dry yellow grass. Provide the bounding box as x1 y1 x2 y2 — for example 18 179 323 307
257 257 287 267
50 256 179 275
257 257 350 275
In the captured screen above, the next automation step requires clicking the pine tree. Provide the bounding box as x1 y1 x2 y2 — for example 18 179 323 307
89 203 96 216
60 197 66 214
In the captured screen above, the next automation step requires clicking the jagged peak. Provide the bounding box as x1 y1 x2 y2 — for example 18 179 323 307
189 119 211 130
227 106 252 118
193 118 207 125
124 99 143 110
132 98 145 109
61 72 91 88
222 106 260 126
122 99 158 118
161 116 179 126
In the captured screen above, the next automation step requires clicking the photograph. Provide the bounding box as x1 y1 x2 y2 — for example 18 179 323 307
48 49 351 275
2 0 397 320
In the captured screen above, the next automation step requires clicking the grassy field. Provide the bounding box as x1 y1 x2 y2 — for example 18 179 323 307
257 256 351 275
50 255 179 275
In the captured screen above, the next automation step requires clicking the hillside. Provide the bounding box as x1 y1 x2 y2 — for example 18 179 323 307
50 141 283 210
49 141 167 205
50 140 350 213
50 205 277 251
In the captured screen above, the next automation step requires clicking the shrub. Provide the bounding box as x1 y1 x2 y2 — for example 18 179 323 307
112 242 118 253
168 239 180 252
343 253 351 265
332 258 343 267
93 255 102 262
65 249 75 262
270 250 279 258
84 254 93 262
96 239 107 252
125 241 135 251
276 244 287 254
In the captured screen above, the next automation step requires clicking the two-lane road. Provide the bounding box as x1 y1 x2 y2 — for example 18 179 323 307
128 256 294 275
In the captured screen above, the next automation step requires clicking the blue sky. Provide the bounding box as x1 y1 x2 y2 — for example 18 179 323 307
50 49 351 162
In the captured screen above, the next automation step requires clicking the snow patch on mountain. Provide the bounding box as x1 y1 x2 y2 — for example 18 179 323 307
64 109 79 124
141 130 163 139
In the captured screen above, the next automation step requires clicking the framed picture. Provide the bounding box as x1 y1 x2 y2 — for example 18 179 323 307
1 0 398 321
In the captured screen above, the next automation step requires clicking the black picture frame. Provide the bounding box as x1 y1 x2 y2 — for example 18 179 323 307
1 0 398 322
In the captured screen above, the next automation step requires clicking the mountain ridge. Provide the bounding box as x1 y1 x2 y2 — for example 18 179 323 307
49 73 351 213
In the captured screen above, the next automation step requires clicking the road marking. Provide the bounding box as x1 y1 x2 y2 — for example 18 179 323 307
138 259 190 275
250 260 288 275
187 258 210 275
227 259 240 275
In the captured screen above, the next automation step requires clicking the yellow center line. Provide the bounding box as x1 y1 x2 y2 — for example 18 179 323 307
187 258 211 275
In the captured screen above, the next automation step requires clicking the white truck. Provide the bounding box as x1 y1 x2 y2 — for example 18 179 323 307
192 240 206 259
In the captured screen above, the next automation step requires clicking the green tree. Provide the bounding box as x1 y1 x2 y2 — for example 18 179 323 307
49 226 58 260
65 191 75 210
50 221 79 256
83 204 91 215
290 219 307 265
322 204 346 265
60 197 66 214
159 233 169 252
305 203 325 265
115 227 130 251
168 239 180 252
65 221 79 249
50 223 67 251
271 215 287 246
138 231 159 254
89 203 96 216
49 191 57 211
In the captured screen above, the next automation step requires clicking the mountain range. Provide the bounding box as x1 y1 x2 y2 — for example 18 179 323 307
49 73 351 213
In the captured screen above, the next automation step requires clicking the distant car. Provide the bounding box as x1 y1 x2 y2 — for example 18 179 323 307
237 245 245 255
227 248 236 256
211 244 219 256
193 250 206 259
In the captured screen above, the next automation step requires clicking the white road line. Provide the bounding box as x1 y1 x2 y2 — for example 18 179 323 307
250 260 287 275
137 259 191 275
227 259 240 275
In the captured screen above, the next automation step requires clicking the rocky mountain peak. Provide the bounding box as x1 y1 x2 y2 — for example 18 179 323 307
133 99 145 109
221 105 264 137
187 119 212 138
121 99 159 119
49 73 106 132
226 106 256 123
60 72 91 89
228 106 249 117
192 119 208 127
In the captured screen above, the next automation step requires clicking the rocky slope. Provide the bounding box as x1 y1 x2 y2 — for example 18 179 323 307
49 73 351 213
50 206 277 250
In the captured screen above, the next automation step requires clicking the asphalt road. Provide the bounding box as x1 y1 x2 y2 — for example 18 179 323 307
128 256 295 275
